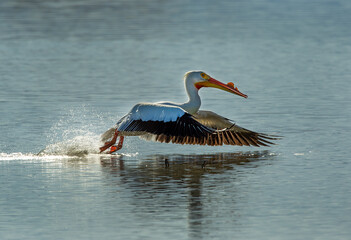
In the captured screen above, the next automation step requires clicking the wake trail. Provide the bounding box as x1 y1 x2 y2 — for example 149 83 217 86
0 106 139 161
0 134 101 160
39 134 102 156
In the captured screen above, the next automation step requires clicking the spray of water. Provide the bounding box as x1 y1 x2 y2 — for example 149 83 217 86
39 105 116 157
0 105 140 160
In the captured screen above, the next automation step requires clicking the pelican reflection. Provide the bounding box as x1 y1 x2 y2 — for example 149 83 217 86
99 151 277 238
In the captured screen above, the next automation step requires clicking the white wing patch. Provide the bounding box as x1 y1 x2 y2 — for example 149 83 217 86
130 103 185 122
117 103 187 132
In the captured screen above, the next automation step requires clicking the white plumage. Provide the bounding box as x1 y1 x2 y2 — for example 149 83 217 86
124 103 185 122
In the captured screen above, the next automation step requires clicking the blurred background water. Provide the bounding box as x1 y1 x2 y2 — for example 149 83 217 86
1 0 351 239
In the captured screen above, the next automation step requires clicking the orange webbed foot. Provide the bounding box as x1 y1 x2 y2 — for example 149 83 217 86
99 130 119 153
109 136 124 154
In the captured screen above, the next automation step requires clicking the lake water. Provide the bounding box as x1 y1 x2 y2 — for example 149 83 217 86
1 0 351 239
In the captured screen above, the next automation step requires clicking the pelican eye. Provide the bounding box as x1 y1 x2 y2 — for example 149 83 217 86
200 73 208 79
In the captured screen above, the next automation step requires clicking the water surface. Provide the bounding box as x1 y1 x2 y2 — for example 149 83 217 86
1 0 351 239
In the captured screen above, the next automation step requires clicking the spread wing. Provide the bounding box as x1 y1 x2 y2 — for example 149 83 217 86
102 105 279 147
146 110 279 147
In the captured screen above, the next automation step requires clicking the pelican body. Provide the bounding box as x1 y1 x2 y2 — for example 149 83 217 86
100 71 277 153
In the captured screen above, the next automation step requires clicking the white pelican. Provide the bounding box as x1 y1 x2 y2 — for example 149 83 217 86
100 71 278 153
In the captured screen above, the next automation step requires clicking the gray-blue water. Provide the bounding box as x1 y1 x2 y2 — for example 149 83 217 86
1 0 351 239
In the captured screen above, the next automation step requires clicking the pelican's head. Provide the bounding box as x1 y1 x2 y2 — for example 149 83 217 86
184 71 248 98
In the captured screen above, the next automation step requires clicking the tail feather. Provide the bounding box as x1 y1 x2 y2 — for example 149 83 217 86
101 127 116 142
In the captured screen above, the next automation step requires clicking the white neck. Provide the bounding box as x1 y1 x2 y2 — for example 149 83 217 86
179 79 201 114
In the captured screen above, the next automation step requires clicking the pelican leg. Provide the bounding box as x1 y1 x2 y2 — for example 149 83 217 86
109 136 124 154
99 130 119 153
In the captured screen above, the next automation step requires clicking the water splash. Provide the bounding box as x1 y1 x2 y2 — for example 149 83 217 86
39 105 115 157
0 106 140 160
39 134 102 156
39 105 139 158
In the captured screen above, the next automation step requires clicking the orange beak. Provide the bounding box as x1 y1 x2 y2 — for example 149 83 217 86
195 78 248 98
